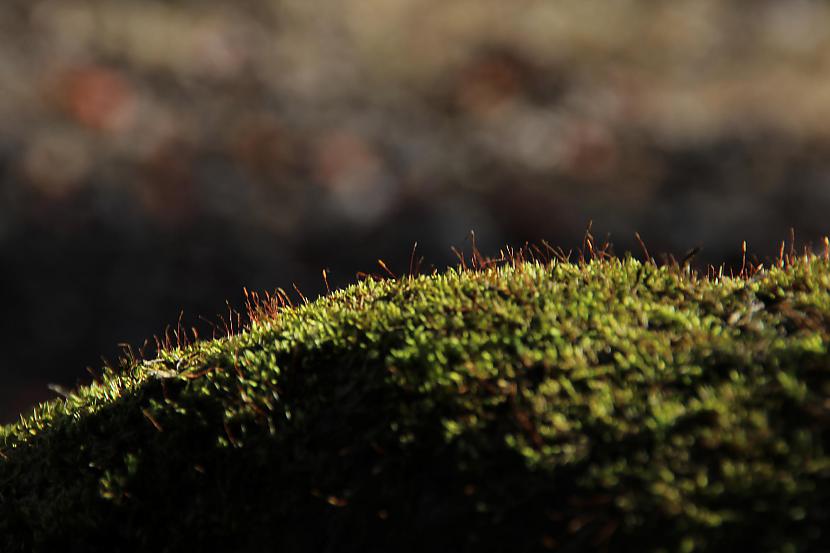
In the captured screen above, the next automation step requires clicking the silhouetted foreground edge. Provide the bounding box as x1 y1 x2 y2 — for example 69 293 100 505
2 253 830 552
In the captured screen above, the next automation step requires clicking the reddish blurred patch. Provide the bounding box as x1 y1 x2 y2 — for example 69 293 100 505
313 129 397 222
314 130 382 190
561 121 620 181
55 65 136 132
455 50 529 116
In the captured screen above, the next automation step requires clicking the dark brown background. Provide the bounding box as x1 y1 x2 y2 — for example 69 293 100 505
3 0 830 421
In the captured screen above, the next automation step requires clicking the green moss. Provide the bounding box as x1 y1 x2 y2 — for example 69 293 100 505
2 256 830 552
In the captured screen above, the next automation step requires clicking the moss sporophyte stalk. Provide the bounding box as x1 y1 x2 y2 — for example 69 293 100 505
2 252 830 552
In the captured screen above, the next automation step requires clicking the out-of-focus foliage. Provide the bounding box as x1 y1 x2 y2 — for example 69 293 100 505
2 0 830 419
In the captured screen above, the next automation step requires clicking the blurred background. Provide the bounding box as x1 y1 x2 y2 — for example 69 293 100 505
3 0 830 421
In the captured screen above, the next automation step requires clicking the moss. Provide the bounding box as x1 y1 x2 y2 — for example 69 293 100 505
2 255 830 552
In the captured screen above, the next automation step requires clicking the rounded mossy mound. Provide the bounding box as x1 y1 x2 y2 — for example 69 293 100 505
2 258 830 552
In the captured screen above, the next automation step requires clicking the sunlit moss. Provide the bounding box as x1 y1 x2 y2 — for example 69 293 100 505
2 256 830 552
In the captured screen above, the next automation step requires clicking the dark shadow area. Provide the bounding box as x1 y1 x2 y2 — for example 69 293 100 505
3 0 830 419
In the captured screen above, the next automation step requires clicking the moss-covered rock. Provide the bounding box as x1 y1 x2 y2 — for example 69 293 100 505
2 256 830 552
